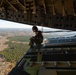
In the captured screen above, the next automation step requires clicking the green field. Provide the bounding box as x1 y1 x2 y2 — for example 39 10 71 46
0 36 30 62
8 36 30 42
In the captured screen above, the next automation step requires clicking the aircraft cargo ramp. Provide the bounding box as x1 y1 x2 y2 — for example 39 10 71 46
8 38 76 75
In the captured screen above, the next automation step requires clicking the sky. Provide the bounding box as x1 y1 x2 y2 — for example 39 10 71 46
0 19 32 28
0 19 76 37
0 19 60 31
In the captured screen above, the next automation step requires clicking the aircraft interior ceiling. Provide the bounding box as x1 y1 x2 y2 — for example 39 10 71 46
0 0 76 30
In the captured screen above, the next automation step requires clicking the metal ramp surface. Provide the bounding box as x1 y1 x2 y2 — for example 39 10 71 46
8 43 76 75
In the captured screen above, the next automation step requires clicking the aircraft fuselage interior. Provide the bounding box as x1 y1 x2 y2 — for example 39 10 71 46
0 0 76 75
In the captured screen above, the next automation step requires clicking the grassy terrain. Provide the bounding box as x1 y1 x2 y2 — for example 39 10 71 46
8 36 30 42
0 41 29 62
0 35 30 62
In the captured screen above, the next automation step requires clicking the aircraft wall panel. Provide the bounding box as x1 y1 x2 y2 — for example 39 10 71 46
64 0 74 15
54 0 63 15
7 10 14 21
0 13 6 19
20 13 28 23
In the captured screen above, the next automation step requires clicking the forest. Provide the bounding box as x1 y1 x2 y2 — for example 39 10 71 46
0 36 30 62
8 36 30 42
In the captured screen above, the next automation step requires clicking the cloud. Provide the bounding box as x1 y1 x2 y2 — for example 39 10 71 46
0 19 32 28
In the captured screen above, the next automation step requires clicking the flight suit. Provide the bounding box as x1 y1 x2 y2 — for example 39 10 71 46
29 31 43 49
